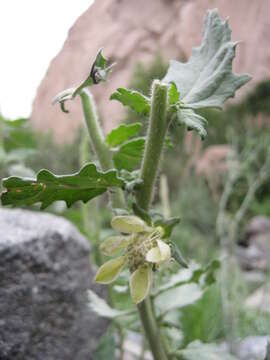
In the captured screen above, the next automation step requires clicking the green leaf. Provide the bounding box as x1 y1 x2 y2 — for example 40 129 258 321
155 283 203 314
175 341 238 360
0 117 28 128
93 328 116 360
118 169 143 192
180 284 223 346
113 137 145 171
132 203 152 225
130 266 152 304
168 82 180 105
164 9 251 110
88 290 131 319
110 88 150 116
170 242 188 268
157 260 220 294
95 256 126 284
106 123 142 147
1 163 124 209
177 108 207 140
154 217 180 238
191 259 220 287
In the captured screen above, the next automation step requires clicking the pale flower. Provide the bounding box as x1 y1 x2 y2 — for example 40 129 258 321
95 215 171 304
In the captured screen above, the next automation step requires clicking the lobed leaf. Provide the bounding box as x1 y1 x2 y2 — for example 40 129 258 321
164 9 251 110
1 163 124 209
106 123 142 147
110 88 150 116
113 137 145 171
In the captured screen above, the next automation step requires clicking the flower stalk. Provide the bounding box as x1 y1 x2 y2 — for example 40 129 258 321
80 88 125 209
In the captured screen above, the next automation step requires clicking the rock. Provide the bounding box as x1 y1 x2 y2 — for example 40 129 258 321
31 0 270 142
195 145 235 199
237 336 270 360
245 216 270 243
0 208 107 360
245 283 270 313
237 216 270 272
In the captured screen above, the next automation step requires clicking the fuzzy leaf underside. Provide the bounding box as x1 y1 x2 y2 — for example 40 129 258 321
106 123 142 147
163 9 251 110
1 163 124 209
110 88 150 115
113 137 145 171
177 108 208 140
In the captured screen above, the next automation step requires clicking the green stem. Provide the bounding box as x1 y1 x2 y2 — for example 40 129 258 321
79 90 126 356
79 89 125 209
136 80 169 360
136 81 169 210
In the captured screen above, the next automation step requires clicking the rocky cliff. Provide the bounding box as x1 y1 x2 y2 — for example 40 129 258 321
31 0 270 142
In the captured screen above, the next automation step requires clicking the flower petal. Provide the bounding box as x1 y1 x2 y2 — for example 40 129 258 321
100 235 131 256
111 215 146 233
146 247 162 263
130 266 152 304
95 256 126 284
157 239 171 261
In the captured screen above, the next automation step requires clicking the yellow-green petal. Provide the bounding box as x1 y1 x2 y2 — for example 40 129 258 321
146 246 162 263
146 240 171 263
111 215 146 233
157 239 171 261
95 256 126 284
130 266 152 304
100 235 131 256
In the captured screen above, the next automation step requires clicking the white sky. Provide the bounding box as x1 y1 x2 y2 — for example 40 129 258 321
0 0 94 119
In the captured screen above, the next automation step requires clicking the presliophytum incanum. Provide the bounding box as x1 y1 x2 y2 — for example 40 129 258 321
0 9 251 360
95 215 171 304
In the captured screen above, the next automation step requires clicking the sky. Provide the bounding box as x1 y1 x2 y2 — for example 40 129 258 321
0 0 94 119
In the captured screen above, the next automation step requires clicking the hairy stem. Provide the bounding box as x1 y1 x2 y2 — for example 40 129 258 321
136 81 169 210
80 88 125 209
136 80 169 360
79 132 103 265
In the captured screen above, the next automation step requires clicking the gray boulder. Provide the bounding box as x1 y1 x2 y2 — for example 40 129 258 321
237 216 270 272
0 208 108 360
237 336 270 360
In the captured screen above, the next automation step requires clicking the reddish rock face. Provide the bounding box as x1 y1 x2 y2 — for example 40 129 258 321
31 0 270 142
